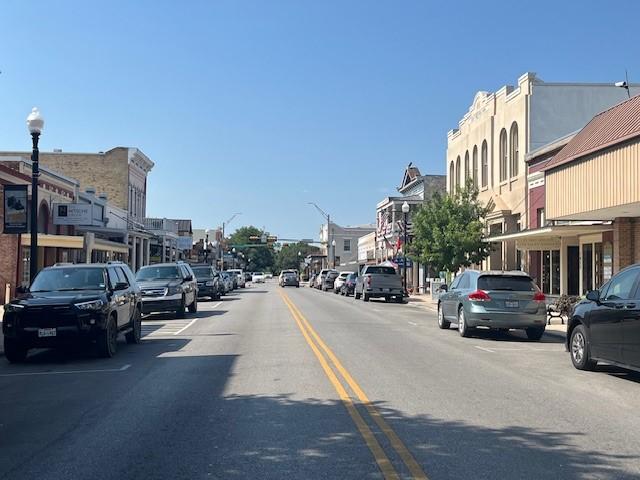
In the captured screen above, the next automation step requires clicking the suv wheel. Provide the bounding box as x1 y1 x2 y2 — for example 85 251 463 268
457 307 472 337
363 293 370 302
188 297 198 313
570 324 596 370
4 337 28 363
97 314 118 358
176 296 186 318
438 303 450 329
125 307 142 344
354 290 361 300
525 326 545 341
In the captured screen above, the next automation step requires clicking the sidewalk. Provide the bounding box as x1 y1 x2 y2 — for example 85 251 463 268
405 294 567 335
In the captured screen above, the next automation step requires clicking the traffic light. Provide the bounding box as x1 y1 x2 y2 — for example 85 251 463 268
267 236 278 243
249 236 261 243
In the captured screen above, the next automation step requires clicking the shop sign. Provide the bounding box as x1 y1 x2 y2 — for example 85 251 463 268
176 236 193 250
53 203 93 225
3 185 28 234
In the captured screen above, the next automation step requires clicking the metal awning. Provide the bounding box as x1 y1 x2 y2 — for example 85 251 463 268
485 223 611 243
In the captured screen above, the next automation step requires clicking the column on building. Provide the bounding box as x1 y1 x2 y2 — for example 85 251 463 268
144 238 150 266
131 234 138 271
137 237 143 271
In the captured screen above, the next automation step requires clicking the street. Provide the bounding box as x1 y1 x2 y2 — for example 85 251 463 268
1 281 639 480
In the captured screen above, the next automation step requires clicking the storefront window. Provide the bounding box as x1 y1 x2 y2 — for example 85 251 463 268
552 250 560 295
582 243 593 293
594 242 603 290
602 242 613 283
542 251 551 294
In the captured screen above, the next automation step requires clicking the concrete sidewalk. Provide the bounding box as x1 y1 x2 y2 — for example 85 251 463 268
405 294 567 335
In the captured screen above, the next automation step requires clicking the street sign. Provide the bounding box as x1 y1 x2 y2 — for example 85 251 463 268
53 203 93 225
394 257 413 267
3 185 28 234
176 236 193 250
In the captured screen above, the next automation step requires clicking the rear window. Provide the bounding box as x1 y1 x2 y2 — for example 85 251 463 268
366 267 396 275
477 275 537 292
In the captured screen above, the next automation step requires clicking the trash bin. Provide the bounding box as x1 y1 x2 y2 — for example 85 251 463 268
431 279 444 301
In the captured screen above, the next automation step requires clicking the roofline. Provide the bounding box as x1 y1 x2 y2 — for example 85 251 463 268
525 131 579 162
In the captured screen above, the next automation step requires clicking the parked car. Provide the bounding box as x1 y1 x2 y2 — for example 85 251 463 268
265 273 273 279
280 271 300 287
567 264 640 372
220 271 235 292
252 272 266 283
136 262 198 317
308 273 317 287
190 264 221 301
355 265 403 302
279 269 298 285
314 269 331 289
437 270 547 340
322 270 340 291
244 272 252 282
227 269 246 288
2 262 142 362
340 273 358 296
333 271 354 293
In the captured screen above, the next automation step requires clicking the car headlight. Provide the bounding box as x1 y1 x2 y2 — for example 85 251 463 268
205 281 214 286
167 286 182 295
74 299 104 310
4 303 25 313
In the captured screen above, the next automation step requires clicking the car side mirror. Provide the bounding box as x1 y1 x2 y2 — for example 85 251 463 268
184 275 193 282
113 282 129 291
439 284 448 292
586 290 600 303
16 285 29 294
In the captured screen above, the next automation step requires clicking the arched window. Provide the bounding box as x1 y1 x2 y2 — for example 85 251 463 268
481 140 488 188
499 129 508 182
449 161 455 192
455 156 461 189
38 202 49 234
472 145 478 187
464 151 470 185
510 122 519 178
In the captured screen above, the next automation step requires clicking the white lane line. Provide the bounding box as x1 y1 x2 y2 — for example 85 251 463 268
210 301 222 309
173 318 198 335
0 364 131 377
474 345 495 353
408 321 418 326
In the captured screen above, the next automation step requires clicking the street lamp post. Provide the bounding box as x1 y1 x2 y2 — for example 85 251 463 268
401 201 410 296
232 247 236 269
220 212 241 270
331 239 336 268
26 108 44 284
204 228 210 264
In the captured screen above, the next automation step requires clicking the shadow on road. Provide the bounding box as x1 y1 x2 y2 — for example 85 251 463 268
448 326 566 344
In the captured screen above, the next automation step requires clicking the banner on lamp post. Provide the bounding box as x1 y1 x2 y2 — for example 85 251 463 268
3 185 28 234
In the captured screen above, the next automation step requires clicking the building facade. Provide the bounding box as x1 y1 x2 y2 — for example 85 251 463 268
446 72 634 271
319 223 375 270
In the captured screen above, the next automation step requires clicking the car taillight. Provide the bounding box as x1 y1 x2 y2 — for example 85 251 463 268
533 291 545 302
468 290 491 302
365 275 371 286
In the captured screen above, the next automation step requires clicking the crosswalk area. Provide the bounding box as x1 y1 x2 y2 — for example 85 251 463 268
141 318 197 338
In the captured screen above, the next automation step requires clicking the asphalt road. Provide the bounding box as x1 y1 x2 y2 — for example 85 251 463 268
1 281 639 479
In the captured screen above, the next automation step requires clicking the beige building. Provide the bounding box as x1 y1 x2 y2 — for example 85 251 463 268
0 147 155 271
446 72 635 271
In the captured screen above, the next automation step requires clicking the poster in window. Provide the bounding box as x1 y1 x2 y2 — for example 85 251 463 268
3 185 28 234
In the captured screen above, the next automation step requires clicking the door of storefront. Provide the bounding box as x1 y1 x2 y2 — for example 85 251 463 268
580 235 613 294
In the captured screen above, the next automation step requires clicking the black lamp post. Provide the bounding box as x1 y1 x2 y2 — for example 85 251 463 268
401 201 410 295
26 108 44 284
204 229 210 264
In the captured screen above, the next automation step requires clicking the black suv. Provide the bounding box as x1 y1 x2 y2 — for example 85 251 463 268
2 262 142 363
568 263 640 372
190 264 221 301
136 262 198 316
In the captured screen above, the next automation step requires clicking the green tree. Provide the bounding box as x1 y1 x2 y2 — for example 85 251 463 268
409 179 492 273
228 226 275 272
275 242 320 273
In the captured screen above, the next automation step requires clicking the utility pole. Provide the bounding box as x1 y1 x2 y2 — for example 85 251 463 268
308 202 331 270
219 213 241 270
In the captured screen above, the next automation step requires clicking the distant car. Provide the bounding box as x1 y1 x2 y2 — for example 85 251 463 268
136 262 198 317
340 273 358 296
355 265 403 302
227 269 246 288
280 272 300 288
333 271 354 293
2 262 142 362
322 271 340 291
220 271 235 292
252 272 266 283
265 273 273 279
190 264 221 301
567 264 640 372
437 270 547 340
244 272 252 282
314 269 331 289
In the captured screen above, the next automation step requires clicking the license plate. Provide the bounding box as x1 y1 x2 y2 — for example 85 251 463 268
383 288 390 292
505 300 519 308
38 328 57 338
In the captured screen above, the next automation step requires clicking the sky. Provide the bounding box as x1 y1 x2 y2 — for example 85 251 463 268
2 0 640 241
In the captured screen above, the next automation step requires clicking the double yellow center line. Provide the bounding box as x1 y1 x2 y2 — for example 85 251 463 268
279 291 428 480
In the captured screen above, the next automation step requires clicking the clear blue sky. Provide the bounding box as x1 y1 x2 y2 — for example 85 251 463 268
1 1 639 240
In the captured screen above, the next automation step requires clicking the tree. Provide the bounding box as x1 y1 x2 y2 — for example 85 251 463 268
275 242 320 273
228 226 275 272
409 179 492 273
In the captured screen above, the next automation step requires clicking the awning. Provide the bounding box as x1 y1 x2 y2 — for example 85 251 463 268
484 224 612 250
20 234 129 254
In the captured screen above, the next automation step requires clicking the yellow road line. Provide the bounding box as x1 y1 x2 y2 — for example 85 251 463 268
283 291 429 480
279 292 400 480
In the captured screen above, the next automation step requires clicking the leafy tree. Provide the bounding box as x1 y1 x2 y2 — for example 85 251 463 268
275 242 320 273
409 179 492 273
228 226 275 272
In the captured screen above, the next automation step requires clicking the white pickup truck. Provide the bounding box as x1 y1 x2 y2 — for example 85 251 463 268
354 265 404 303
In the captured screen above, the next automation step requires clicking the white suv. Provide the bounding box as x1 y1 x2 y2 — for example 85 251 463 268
227 269 246 288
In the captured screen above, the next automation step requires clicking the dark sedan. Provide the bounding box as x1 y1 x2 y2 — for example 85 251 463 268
340 273 358 296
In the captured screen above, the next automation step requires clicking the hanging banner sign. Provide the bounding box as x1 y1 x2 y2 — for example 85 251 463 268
3 185 29 234
53 203 93 225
